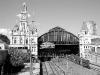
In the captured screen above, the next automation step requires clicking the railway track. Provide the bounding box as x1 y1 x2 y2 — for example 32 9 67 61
44 62 54 75
50 61 67 75
91 66 100 73
42 61 68 75
48 61 61 75
89 63 100 73
42 62 48 75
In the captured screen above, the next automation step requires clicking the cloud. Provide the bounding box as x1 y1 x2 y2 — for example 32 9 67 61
0 28 11 39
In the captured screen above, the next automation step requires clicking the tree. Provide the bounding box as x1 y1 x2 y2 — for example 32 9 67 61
8 48 30 66
0 50 8 75
0 34 10 44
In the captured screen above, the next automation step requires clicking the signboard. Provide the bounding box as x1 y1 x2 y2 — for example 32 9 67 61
40 42 55 49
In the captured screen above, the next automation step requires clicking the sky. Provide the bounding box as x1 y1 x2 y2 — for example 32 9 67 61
0 0 100 37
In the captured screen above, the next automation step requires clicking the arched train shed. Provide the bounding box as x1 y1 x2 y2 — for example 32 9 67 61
38 26 79 57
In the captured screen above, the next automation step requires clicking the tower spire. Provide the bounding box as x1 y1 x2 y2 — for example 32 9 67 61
32 12 35 23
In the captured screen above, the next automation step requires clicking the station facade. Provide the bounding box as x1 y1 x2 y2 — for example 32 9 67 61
9 3 38 56
78 21 100 64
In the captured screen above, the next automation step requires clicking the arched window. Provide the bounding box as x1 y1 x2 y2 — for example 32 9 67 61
26 38 28 44
14 38 16 44
32 31 34 35
20 37 23 44
85 31 88 34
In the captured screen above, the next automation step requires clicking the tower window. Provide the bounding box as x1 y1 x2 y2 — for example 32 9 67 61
14 38 16 44
20 37 23 44
85 31 87 34
32 31 34 35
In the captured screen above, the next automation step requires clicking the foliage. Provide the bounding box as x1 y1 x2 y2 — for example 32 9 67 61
8 48 30 66
0 50 8 63
0 34 10 44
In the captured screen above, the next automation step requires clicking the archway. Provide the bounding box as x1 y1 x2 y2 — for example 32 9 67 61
38 26 79 61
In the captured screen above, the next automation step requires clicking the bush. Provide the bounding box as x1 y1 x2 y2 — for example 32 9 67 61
82 59 90 69
8 48 30 66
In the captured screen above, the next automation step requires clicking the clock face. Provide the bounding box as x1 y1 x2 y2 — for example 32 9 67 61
22 14 26 19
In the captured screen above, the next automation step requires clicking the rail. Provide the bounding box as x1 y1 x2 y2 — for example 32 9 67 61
50 61 67 75
42 62 48 75
48 61 61 75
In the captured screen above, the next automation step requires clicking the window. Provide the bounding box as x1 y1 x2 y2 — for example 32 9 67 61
14 38 16 44
32 31 34 35
85 31 88 34
14 30 16 32
31 38 35 44
20 37 23 44
32 47 36 52
33 47 35 52
91 47 95 52
85 55 87 59
26 38 28 44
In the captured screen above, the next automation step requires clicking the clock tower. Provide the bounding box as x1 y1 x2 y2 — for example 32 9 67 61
17 2 31 35
10 2 38 60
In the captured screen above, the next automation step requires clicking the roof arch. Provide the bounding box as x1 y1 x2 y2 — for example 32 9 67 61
38 26 79 45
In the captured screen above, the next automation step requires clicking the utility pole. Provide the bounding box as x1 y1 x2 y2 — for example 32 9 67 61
67 56 68 69
81 53 82 66
29 27 33 75
30 50 32 75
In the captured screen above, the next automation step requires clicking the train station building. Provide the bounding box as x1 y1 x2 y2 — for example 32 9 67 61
9 2 38 56
78 21 100 64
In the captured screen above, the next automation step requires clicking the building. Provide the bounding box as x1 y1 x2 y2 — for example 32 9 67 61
78 21 100 64
9 2 38 56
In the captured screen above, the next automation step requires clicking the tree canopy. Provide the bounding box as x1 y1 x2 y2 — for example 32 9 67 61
8 48 30 66
0 34 10 44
